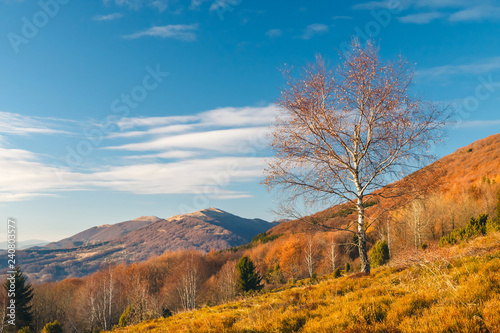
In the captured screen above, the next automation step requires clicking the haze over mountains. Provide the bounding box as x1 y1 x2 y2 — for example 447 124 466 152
6 208 278 282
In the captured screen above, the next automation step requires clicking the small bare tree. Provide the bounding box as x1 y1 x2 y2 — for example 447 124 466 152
304 235 316 278
177 255 199 311
326 236 338 273
216 261 239 303
264 39 450 273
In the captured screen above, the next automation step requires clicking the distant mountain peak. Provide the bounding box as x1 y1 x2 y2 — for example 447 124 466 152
200 207 227 214
132 216 161 222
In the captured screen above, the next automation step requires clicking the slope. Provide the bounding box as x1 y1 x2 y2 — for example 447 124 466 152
110 231 500 333
44 216 160 249
268 132 500 235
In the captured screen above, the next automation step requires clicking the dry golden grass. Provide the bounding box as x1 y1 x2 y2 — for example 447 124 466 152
107 232 500 333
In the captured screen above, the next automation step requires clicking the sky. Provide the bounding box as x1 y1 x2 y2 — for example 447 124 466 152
0 0 500 242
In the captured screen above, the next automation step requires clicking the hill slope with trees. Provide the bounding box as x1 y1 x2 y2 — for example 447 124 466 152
109 230 500 333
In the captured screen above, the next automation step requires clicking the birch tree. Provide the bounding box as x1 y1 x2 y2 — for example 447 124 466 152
264 39 450 273
177 255 199 311
326 236 338 273
304 235 316 278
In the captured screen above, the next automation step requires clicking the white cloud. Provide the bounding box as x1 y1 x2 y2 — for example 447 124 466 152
116 115 196 130
124 150 198 159
88 157 266 196
416 57 500 77
0 105 279 202
0 111 72 136
198 105 279 127
103 0 169 11
109 124 195 138
0 148 79 202
93 13 124 21
266 29 283 38
116 105 279 130
398 12 445 24
123 24 199 40
355 0 500 24
299 23 329 40
0 147 267 201
449 5 500 22
105 127 269 152
455 119 500 128
353 0 469 10
209 0 241 12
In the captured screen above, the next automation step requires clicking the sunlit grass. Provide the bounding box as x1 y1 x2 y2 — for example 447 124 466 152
108 232 500 333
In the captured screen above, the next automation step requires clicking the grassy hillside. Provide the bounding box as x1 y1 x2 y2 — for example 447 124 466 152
109 232 500 333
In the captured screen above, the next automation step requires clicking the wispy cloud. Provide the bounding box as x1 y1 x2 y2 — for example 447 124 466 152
106 127 268 152
103 0 169 11
88 157 266 197
455 119 500 128
0 111 72 136
0 148 79 202
353 0 469 11
332 15 352 20
123 24 199 41
299 23 329 40
398 12 445 24
266 29 283 38
449 5 500 22
0 105 279 202
416 57 500 78
355 0 500 24
209 0 241 12
93 13 124 21
116 105 279 130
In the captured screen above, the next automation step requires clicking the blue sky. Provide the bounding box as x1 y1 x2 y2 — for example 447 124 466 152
0 0 500 241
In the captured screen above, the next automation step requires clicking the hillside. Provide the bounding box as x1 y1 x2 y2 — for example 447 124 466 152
268 133 500 236
45 216 160 249
5 209 277 282
109 231 500 333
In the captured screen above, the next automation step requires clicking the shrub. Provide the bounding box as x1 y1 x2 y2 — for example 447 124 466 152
119 305 134 327
420 243 428 250
265 263 286 285
41 320 63 333
162 308 172 318
344 262 351 273
370 240 390 268
280 314 307 333
251 232 281 244
333 268 342 278
440 214 491 246
18 327 31 333
497 190 500 221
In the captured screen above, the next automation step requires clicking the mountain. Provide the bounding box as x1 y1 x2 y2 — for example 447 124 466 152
116 208 277 260
267 132 500 235
44 216 160 249
7 209 277 282
0 239 49 250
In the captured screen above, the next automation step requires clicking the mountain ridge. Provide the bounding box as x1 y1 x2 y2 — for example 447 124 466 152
8 208 277 282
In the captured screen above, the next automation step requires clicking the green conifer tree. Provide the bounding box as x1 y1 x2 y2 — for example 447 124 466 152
236 256 263 293
3 265 33 330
